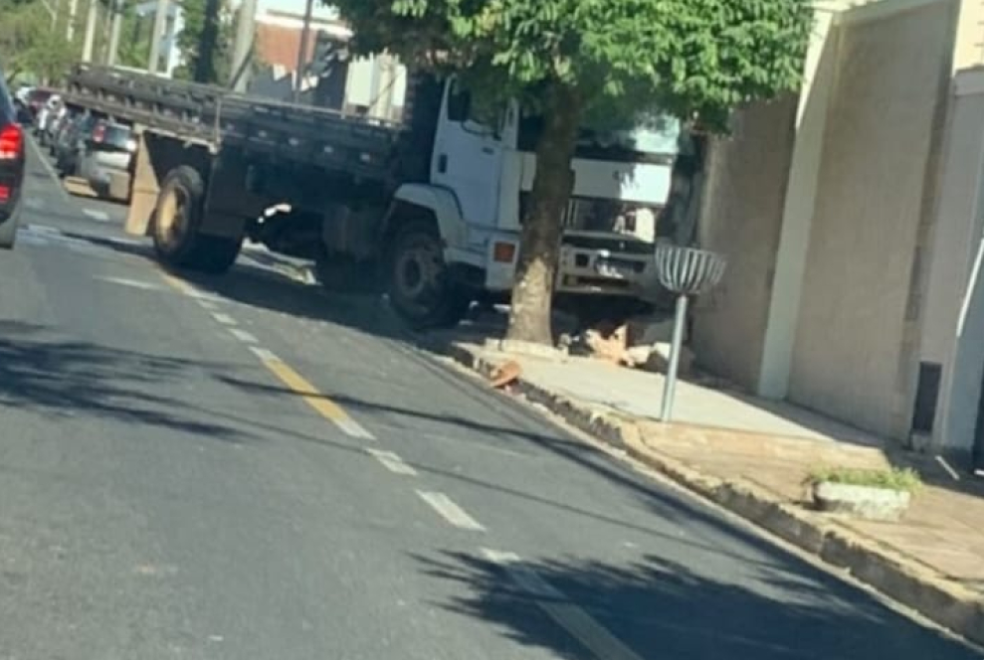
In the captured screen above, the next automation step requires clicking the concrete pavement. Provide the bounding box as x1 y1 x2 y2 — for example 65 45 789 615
0 143 979 659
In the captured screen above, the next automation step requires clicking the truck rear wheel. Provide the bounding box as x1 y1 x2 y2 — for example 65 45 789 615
387 219 470 330
153 165 242 274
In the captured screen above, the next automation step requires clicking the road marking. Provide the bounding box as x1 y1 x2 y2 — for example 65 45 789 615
366 448 417 476
159 271 202 297
248 346 280 362
481 549 645 660
249 347 375 440
157 271 225 302
27 137 72 202
26 224 62 234
416 491 485 531
211 312 237 326
197 299 217 310
83 208 110 222
97 276 161 290
24 198 44 211
228 328 259 344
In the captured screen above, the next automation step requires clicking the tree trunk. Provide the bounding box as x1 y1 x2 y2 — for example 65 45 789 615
506 83 582 345
194 0 221 83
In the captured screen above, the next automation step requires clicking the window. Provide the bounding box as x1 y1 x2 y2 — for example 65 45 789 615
446 82 471 123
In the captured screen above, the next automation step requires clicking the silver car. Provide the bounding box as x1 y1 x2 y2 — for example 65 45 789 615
77 121 135 201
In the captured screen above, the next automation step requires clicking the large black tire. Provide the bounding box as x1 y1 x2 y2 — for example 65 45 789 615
386 219 471 330
152 165 242 274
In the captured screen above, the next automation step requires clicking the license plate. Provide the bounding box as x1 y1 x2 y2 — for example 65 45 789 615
594 258 637 279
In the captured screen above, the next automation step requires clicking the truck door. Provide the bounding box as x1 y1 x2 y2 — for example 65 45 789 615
431 79 502 227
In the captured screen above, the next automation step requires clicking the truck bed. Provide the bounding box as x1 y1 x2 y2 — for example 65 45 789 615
63 64 407 182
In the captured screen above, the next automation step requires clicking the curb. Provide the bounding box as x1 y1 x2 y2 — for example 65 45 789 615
446 342 984 646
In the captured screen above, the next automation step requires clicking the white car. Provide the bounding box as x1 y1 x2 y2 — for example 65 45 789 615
35 94 62 145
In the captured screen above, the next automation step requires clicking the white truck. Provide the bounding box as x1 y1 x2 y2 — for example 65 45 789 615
64 65 681 329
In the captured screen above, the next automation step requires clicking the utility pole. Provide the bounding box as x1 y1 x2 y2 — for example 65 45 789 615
66 0 78 41
292 0 314 102
230 0 257 92
147 0 169 73
107 0 124 66
81 0 99 62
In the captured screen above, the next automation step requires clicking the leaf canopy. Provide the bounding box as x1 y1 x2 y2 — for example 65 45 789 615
332 0 813 129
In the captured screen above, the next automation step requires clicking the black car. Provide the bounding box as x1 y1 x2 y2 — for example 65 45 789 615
0 68 25 249
54 112 98 177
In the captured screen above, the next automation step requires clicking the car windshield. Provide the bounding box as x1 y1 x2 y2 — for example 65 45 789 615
102 124 132 148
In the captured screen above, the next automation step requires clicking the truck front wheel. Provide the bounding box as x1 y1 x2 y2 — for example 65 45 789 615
153 165 242 274
387 220 470 330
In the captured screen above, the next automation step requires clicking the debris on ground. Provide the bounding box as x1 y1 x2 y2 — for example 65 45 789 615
489 360 523 389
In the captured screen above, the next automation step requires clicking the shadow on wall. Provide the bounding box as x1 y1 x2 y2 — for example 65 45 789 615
416 551 978 660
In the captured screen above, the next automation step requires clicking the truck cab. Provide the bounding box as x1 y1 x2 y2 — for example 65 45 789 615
391 77 680 321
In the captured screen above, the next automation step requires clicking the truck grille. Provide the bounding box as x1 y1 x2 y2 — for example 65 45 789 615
520 193 661 239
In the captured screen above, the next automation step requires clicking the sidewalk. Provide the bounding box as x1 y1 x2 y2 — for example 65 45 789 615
446 340 984 646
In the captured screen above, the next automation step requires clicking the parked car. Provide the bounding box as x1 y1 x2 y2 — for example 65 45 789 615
48 108 79 155
0 68 26 249
77 121 135 201
35 94 63 146
26 87 56 124
53 112 98 177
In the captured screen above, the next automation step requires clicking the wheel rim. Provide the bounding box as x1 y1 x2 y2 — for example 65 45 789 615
156 184 188 250
394 234 444 312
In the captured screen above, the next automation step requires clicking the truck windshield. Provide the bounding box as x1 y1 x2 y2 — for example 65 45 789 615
518 113 682 163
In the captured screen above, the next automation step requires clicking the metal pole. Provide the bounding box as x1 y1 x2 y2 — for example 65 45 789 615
147 0 169 72
292 0 315 102
230 0 257 92
659 294 689 422
107 0 124 66
66 0 78 41
81 0 99 62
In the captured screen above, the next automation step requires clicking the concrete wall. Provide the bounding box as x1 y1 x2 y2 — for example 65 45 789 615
787 1 956 439
691 97 798 387
920 70 984 456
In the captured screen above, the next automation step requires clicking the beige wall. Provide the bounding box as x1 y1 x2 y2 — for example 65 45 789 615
691 96 798 387
787 2 956 438
921 72 984 455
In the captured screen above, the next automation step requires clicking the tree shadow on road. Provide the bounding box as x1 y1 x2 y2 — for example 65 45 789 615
416 550 976 660
0 321 247 442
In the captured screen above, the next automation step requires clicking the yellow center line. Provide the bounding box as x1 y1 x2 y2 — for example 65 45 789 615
158 269 374 440
259 355 351 423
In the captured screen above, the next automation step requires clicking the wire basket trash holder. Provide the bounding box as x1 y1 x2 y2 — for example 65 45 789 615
654 245 726 295
653 245 727 422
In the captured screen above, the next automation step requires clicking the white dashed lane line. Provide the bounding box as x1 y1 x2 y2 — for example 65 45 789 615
83 208 111 223
416 491 485 531
482 549 646 660
228 328 259 344
248 346 280 362
211 312 237 326
366 448 417 476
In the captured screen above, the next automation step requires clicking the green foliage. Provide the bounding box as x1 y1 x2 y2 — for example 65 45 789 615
331 0 814 131
0 0 79 83
805 467 923 493
117 6 154 70
173 0 234 84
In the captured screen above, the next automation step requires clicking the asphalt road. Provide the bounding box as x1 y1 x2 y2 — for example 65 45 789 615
0 140 979 660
